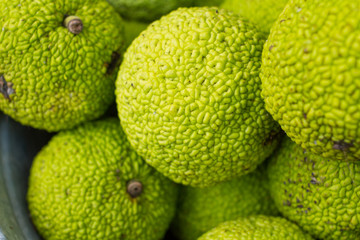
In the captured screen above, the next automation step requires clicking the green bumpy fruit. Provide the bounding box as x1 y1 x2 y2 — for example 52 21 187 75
268 137 360 239
0 0 125 132
261 0 360 161
198 215 313 240
27 118 178 240
116 7 281 187
193 0 224 7
172 162 279 240
106 0 193 22
220 0 288 34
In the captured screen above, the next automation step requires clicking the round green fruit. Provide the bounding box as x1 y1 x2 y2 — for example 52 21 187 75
220 0 288 35
193 0 224 7
27 118 178 240
106 0 193 22
198 215 313 240
115 7 281 187
268 137 360 239
0 0 125 132
261 0 360 161
171 162 278 240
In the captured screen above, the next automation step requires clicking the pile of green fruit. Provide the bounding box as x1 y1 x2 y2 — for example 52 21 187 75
1 0 359 239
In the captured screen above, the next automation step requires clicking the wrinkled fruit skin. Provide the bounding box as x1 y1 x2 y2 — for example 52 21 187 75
268 137 360 240
106 0 193 22
261 0 360 161
198 215 313 240
116 7 281 187
220 0 289 35
0 0 125 132
27 118 178 240
172 162 279 240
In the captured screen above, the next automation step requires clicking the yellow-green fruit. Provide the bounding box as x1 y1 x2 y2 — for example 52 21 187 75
268 137 360 239
116 7 281 187
198 215 313 240
193 0 224 7
106 0 193 22
220 0 288 34
123 20 148 49
261 0 360 161
171 163 279 240
27 118 178 240
0 0 125 132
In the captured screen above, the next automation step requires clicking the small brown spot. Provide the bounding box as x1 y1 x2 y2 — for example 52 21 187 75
269 45 274 51
303 48 309 54
303 112 307 119
297 204 304 208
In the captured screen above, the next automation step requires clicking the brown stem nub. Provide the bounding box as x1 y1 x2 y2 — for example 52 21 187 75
64 16 83 35
127 180 143 198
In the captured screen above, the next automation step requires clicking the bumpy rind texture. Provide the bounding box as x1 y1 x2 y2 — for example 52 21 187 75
106 0 193 22
261 0 360 161
220 0 288 35
27 118 178 240
0 0 125 132
116 7 281 187
172 162 279 240
198 215 313 240
268 137 360 239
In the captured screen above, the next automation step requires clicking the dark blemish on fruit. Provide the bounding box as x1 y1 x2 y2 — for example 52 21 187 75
333 140 353 152
311 176 319 185
0 75 14 101
283 200 291 206
106 52 121 75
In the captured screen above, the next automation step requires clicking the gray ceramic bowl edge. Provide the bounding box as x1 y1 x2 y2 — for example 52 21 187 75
0 115 52 240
